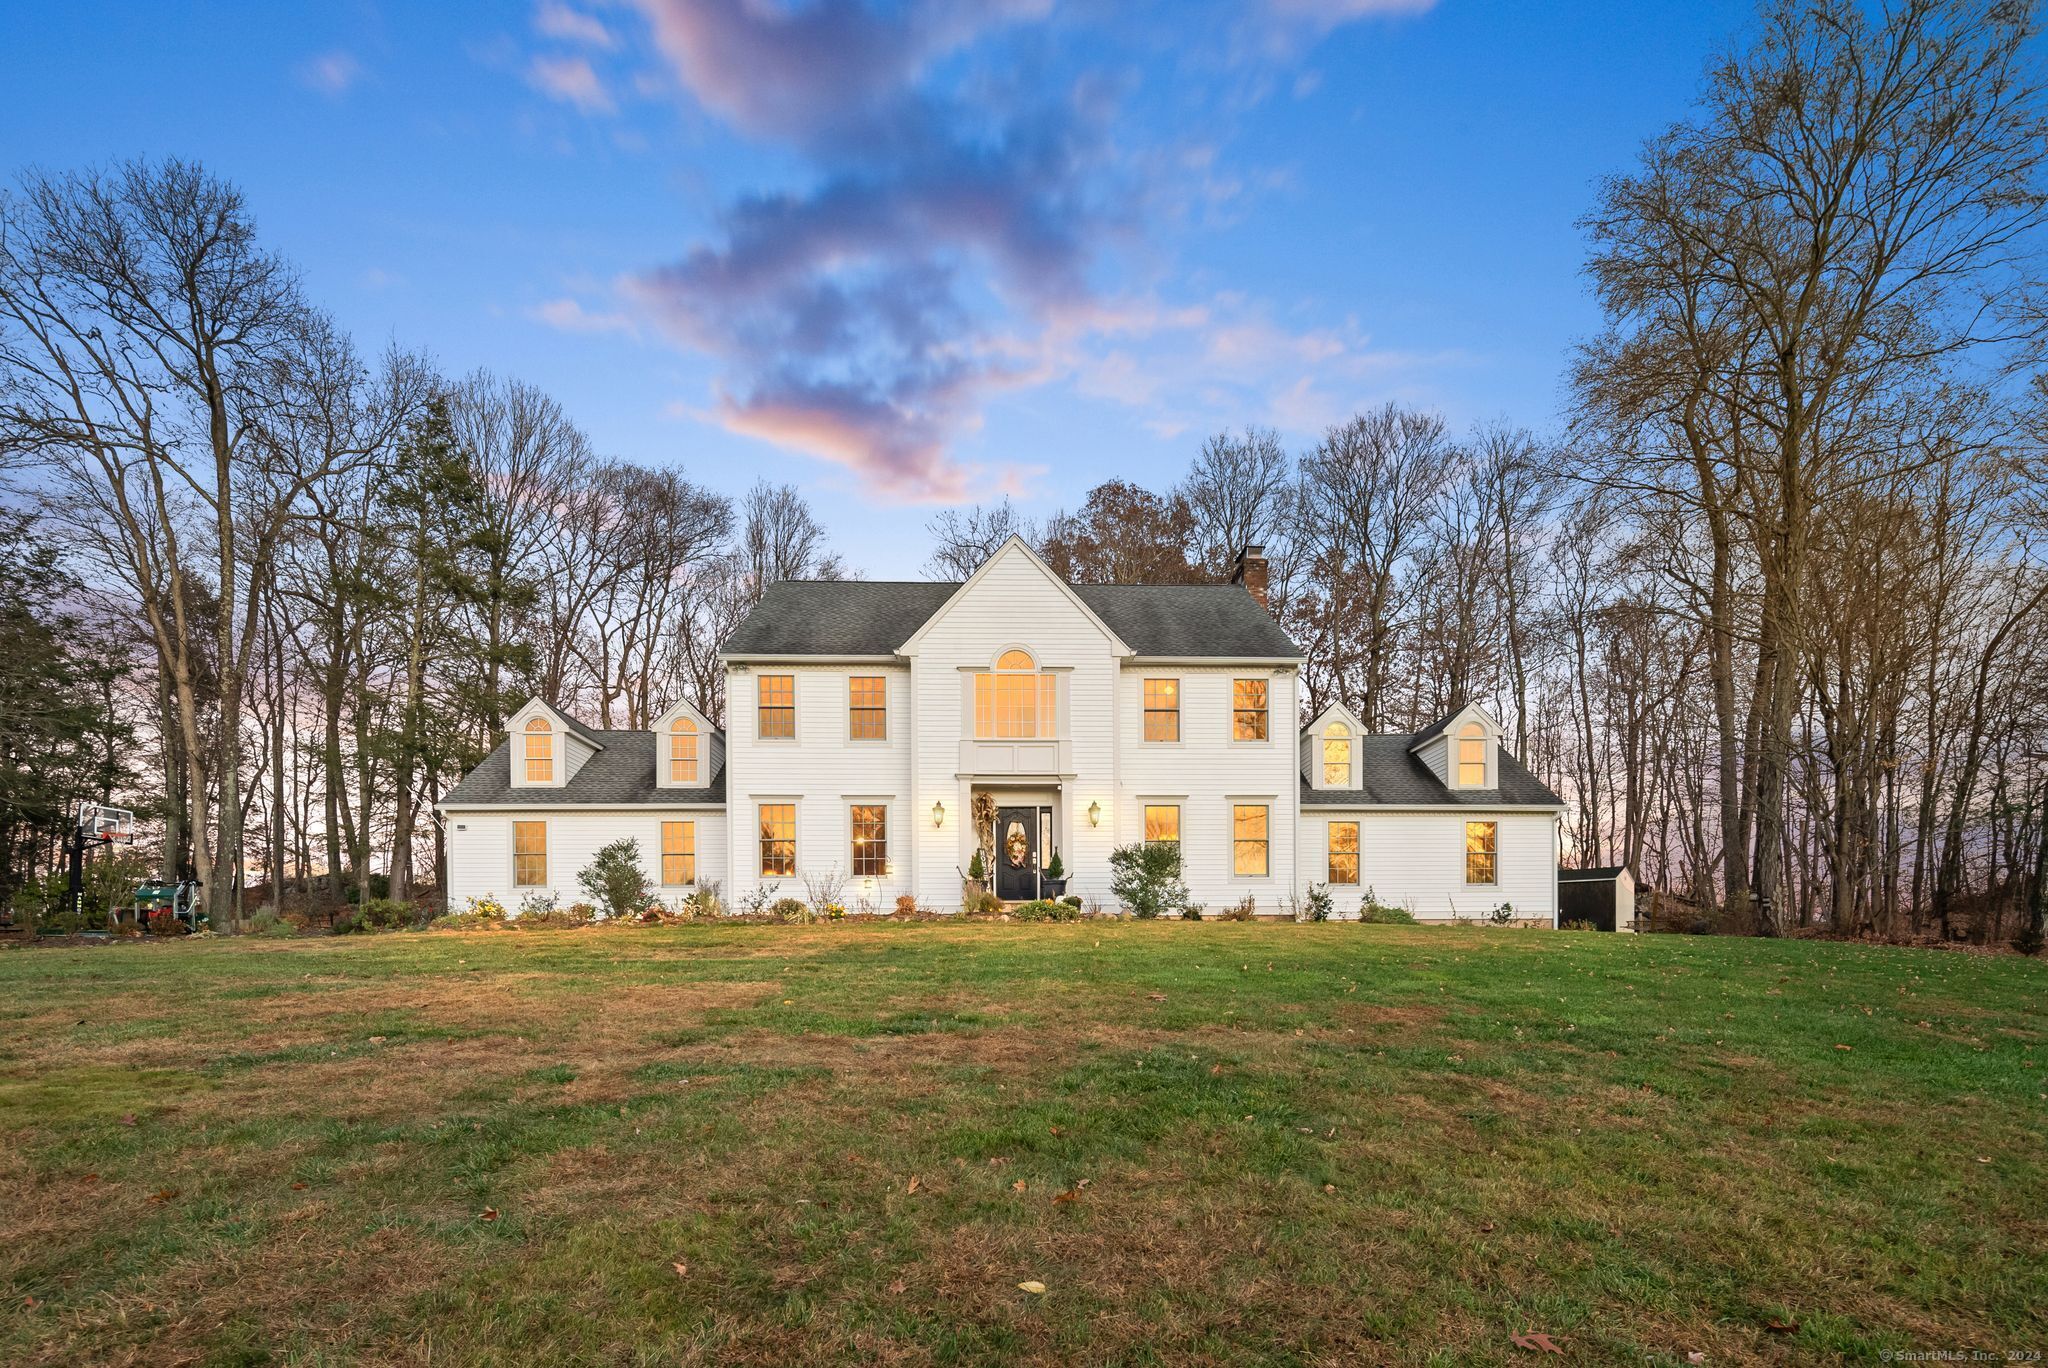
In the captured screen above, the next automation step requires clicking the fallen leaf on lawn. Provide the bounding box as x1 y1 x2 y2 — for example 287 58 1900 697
1322 1184 1336 1194
672 1262 688 1278
1834 1043 1852 1051
987 1156 1010 1167
368 1035 386 1044
479 1207 499 1222
1208 1064 1223 1076
1075 1178 1090 1189
23 1296 37 1309
1146 993 1167 1001
1480 1222 1497 1234
290 1181 308 1191
1687 1354 1706 1364
1012 1179 1027 1192
120 1115 136 1127
1048 1125 1063 1136
887 1279 906 1294
1510 1332 1562 1354
1765 1320 1798 1334
1053 1188 1081 1204
148 1189 176 1203
1017 1281 1046 1295
905 1175 921 1194
1976 1156 1991 1164
82 1174 98 1184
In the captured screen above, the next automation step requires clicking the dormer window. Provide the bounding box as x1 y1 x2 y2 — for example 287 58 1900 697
523 717 553 782
670 716 700 784
1458 723 1487 786
1322 721 1352 787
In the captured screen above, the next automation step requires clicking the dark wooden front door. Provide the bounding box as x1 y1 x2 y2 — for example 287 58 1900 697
994 806 1038 901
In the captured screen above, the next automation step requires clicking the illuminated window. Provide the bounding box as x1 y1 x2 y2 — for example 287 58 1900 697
513 820 547 886
669 717 699 784
758 675 794 739
1233 679 1268 741
523 717 553 782
849 677 887 740
1143 678 1180 742
759 803 795 877
851 804 887 877
973 649 1056 738
1458 723 1487 786
661 820 695 885
1233 805 1269 877
1143 804 1180 846
1322 722 1351 787
1328 821 1359 885
1465 821 1497 885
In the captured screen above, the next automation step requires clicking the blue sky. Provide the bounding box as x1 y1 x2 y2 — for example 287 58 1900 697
4 0 1751 576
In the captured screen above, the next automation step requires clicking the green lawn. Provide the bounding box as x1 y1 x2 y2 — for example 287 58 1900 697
1 923 2042 1366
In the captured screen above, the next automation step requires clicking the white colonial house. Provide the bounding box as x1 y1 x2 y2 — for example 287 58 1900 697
440 537 1566 921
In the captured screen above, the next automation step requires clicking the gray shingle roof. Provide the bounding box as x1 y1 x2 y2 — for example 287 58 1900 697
1303 734 1565 808
440 730 724 807
719 579 1302 659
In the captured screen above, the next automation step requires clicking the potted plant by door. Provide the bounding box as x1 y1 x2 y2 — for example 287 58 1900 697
964 847 989 897
1040 849 1068 898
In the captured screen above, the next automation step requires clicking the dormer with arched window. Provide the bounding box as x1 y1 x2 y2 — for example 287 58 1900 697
506 698 602 789
1411 703 1501 791
653 699 724 790
1301 703 1364 791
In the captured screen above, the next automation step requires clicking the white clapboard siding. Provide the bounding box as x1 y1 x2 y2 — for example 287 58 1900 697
904 542 1121 907
1115 663 1301 912
723 663 914 908
444 807 729 913
1296 808 1558 922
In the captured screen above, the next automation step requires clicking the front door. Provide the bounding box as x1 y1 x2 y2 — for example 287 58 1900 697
995 806 1038 901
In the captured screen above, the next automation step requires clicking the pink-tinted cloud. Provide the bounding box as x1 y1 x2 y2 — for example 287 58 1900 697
528 54 615 113
628 0 1049 145
532 297 638 336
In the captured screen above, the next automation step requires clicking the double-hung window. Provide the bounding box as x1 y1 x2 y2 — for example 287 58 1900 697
513 820 547 886
1321 722 1351 787
669 717 699 783
849 677 886 740
523 717 553 782
1142 678 1180 742
760 804 796 877
758 675 795 739
851 804 887 877
1457 723 1488 786
1328 821 1359 885
661 821 696 885
1465 821 1497 885
1233 805 1269 877
1232 679 1268 741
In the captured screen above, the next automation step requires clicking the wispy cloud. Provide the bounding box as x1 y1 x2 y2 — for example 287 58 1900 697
528 54 615 113
531 296 639 336
535 0 616 48
296 50 363 96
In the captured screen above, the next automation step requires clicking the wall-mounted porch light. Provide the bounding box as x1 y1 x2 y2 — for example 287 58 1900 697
932 800 945 828
1088 800 1101 827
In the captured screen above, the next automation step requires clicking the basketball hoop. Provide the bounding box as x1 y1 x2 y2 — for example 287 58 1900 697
77 803 136 846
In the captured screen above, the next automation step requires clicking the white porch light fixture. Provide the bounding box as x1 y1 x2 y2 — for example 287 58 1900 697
932 800 945 828
1088 800 1101 827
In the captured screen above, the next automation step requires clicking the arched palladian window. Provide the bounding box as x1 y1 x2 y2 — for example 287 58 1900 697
670 716 699 784
974 648 1057 739
524 716 553 783
1457 722 1488 787
1322 721 1351 787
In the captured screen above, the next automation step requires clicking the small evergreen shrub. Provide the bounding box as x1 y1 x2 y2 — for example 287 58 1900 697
1301 883 1333 923
577 839 651 922
1108 842 1194 920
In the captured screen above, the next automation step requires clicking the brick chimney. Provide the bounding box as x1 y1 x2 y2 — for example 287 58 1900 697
1230 544 1270 609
